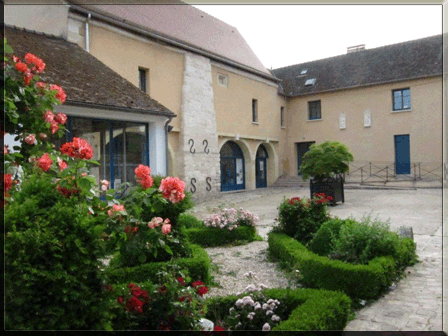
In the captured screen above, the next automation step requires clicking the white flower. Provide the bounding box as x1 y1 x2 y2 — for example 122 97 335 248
272 315 281 322
267 299 274 304
262 323 271 331
235 299 243 307
254 302 261 310
236 322 242 329
242 296 254 306
245 284 257 293
360 300 366 306
262 303 269 310
247 314 253 320
259 283 268 290
266 310 273 316
229 307 235 314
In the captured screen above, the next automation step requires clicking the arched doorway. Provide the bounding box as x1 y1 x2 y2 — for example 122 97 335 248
256 144 268 188
220 141 245 191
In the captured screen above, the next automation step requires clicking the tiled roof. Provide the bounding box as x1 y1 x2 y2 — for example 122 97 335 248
68 0 275 80
4 25 175 117
272 34 443 97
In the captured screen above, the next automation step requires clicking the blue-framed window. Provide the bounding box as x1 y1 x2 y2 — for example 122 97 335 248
59 117 150 190
392 88 411 111
308 100 321 120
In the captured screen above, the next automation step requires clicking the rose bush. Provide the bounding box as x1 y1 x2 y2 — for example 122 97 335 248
204 207 259 230
271 193 332 244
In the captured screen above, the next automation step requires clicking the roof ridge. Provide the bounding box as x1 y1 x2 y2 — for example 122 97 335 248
273 33 442 72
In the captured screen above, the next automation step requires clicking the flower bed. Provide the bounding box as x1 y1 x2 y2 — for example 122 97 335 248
104 244 211 285
182 208 261 247
268 232 415 301
204 287 351 331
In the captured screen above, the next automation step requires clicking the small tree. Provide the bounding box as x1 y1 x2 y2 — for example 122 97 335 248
299 141 354 182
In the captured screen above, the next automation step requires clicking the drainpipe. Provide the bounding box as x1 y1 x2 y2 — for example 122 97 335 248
85 13 91 52
165 116 174 176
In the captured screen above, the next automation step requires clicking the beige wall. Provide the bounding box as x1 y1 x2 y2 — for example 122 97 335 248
84 22 185 132
212 64 287 187
284 77 443 176
5 1 69 38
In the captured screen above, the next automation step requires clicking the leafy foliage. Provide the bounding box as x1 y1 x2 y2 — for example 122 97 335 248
299 141 354 182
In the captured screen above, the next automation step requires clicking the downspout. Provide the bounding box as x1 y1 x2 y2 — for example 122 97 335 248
85 13 91 52
165 116 174 176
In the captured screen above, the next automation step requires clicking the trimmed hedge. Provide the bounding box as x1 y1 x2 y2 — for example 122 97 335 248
268 232 415 301
185 226 258 247
204 287 351 331
104 244 211 285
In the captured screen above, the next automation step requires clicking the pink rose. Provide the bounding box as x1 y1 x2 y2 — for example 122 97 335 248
25 134 36 145
44 110 54 123
161 221 171 235
54 112 67 125
57 157 68 171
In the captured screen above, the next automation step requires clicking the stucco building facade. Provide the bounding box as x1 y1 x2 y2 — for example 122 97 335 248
4 0 444 201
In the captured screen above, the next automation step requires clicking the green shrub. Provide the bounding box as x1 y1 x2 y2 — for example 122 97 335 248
185 226 258 247
105 244 211 285
178 213 205 229
308 217 355 257
204 287 351 331
299 141 354 182
273 195 330 244
5 173 112 330
268 232 406 301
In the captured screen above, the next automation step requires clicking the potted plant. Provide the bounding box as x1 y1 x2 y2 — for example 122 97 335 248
299 141 353 205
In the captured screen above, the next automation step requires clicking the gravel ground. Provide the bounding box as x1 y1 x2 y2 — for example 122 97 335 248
202 241 296 299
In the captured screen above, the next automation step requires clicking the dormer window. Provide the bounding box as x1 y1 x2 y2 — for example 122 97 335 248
304 78 316 86
301 69 308 75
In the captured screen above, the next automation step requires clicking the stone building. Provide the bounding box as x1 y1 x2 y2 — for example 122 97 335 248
4 0 444 201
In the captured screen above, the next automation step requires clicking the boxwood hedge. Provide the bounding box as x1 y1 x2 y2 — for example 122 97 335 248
268 232 415 301
104 244 211 285
185 225 259 247
204 287 352 331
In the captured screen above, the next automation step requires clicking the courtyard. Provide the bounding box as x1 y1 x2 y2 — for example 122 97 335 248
190 186 443 331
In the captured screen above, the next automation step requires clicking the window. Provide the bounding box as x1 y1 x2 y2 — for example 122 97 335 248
280 106 285 127
392 88 411 111
304 78 316 86
300 69 308 75
218 74 228 87
308 100 321 120
139 68 148 93
252 99 258 123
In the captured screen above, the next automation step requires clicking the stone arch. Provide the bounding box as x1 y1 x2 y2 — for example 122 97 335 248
219 139 252 191
255 142 279 187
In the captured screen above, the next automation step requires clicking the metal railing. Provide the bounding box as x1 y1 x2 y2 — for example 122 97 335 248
345 161 443 184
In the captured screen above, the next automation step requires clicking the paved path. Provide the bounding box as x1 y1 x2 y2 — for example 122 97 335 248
190 186 443 331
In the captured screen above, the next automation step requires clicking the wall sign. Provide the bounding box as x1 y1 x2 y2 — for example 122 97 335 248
364 110 372 127
339 113 346 129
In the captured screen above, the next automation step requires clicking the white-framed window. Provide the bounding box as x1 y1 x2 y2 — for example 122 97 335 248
218 74 228 87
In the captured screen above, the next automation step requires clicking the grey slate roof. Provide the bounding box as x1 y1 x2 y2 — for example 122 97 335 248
272 35 443 97
4 25 176 117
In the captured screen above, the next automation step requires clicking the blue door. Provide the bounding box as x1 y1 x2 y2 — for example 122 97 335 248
256 145 268 188
395 134 410 175
220 141 245 192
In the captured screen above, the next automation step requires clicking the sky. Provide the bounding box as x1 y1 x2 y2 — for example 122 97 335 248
193 4 443 70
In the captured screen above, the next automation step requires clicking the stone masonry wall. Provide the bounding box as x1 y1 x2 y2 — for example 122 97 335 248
178 52 221 202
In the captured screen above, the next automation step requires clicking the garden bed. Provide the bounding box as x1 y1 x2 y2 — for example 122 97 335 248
104 244 211 285
268 232 416 301
204 287 352 331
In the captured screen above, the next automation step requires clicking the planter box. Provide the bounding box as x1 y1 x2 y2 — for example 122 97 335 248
310 178 344 204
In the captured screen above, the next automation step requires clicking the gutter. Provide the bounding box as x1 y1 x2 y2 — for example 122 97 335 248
85 12 91 52
65 100 176 118
69 5 281 84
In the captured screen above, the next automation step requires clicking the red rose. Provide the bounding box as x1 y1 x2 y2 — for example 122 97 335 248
37 153 52 172
50 84 67 104
15 61 28 73
117 296 124 303
24 53 45 73
50 121 59 134
60 137 93 160
159 285 167 294
177 277 185 286
196 285 208 296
